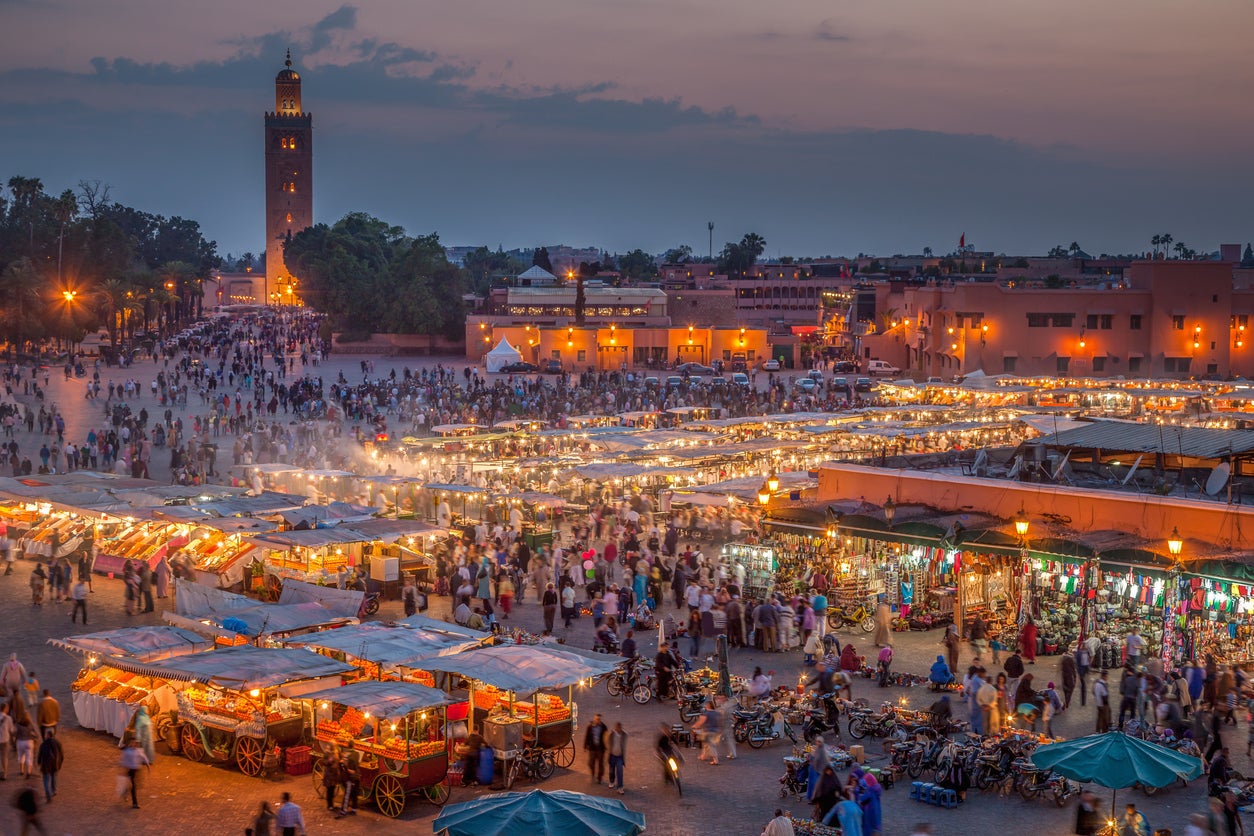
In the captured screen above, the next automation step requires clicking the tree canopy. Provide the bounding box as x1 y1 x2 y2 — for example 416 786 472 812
285 212 467 339
716 233 767 276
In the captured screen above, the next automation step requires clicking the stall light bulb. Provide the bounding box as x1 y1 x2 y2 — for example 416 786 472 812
250 689 260 698
390 724 397 732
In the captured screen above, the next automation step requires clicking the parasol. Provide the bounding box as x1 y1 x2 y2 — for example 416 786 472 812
433 789 646 836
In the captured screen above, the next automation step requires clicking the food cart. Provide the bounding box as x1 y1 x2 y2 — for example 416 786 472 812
305 680 455 815
282 621 486 685
419 645 618 786
140 646 355 776
50 626 212 741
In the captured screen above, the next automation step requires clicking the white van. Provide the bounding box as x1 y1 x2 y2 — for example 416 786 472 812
867 359 901 376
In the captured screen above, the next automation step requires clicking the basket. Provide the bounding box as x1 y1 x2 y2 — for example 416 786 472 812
285 745 312 775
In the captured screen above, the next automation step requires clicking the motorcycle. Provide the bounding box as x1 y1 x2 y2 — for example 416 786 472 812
676 685 708 724
606 662 654 705
847 708 900 740
740 705 797 749
1013 758 1077 806
801 694 841 742
659 750 683 796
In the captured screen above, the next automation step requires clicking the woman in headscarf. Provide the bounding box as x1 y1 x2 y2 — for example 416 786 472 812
806 735 831 802
133 705 155 763
929 654 953 689
839 643 861 674
852 767 882 836
812 765 841 822
1019 618 1038 664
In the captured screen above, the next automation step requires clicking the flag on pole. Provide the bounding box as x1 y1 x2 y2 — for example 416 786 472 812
959 233 966 249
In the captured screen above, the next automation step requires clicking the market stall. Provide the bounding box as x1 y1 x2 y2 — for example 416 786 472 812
141 646 356 776
166 578 360 644
51 626 212 740
282 622 486 685
419 645 618 783
306 679 454 815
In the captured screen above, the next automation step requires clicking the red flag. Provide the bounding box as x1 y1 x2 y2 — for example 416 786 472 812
959 233 966 249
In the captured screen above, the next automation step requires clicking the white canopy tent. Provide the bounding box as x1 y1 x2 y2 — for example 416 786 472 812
484 339 524 372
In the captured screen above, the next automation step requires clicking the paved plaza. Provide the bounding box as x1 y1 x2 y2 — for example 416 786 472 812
0 348 1234 835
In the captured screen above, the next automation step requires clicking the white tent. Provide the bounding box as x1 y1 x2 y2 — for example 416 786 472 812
484 339 524 372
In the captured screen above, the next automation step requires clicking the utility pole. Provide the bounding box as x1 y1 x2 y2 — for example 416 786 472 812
708 222 714 260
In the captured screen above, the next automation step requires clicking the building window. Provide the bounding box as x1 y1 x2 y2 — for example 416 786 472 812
576 350 586 362
1164 357 1191 374
1130 314 1142 330
1172 315 1185 330
1207 363 1219 375
1056 356 1070 375
747 350 756 360
1092 356 1106 372
1027 313 1050 328
1029 313 1075 328
1085 314 1113 330
1128 356 1142 373
1003 356 1017 374
551 350 560 360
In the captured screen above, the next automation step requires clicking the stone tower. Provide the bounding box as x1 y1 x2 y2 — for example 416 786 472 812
264 49 313 301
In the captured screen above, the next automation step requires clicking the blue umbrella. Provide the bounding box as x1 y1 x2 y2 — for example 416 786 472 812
433 789 646 836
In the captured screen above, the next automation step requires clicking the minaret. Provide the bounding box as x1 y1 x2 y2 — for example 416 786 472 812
264 49 313 303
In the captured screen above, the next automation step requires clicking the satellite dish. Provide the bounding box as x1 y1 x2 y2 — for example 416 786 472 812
1204 463 1231 497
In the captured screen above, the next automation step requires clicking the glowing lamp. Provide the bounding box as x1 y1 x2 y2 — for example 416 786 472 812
1167 527 1183 557
767 469 779 493
1013 507 1030 538
757 482 771 506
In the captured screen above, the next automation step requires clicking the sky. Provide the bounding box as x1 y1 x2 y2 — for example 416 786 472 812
2 0 1251 258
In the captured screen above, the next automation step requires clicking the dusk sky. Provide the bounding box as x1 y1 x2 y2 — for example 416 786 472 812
2 0 1251 258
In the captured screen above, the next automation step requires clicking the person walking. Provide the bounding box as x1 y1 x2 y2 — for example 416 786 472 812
583 713 608 783
15 713 38 778
1060 654 1078 710
36 690 59 738
118 738 150 809
542 583 558 635
338 741 361 816
276 792 307 836
1075 642 1091 707
252 800 277 836
1094 670 1111 733
0 702 14 780
70 576 88 624
320 751 341 811
607 721 627 794
692 698 723 766
943 623 961 672
13 785 44 836
1 653 26 700
37 730 62 803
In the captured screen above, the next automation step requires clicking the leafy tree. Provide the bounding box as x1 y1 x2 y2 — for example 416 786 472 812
463 246 522 293
532 246 554 274
716 232 767 277
616 249 657 281
1242 244 1254 268
1047 245 1069 258
662 245 693 264
577 261 602 278
574 275 586 326
922 247 933 258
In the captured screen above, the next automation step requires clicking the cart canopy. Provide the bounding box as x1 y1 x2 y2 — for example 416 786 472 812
419 645 618 694
397 614 492 641
283 623 481 666
301 679 452 719
48 626 211 661
135 646 355 690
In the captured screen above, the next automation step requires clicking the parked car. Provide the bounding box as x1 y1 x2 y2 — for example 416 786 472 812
866 359 900 376
763 359 782 371
794 378 818 393
831 376 849 391
644 376 660 387
665 375 684 388
854 377 874 392
500 361 539 373
833 360 857 374
542 359 563 374
678 363 715 376
806 369 824 382
731 372 750 387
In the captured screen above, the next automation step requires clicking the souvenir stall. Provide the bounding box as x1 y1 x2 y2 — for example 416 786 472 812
52 626 212 739
306 680 453 815
142 646 356 776
1171 572 1254 667
722 542 777 600
1087 562 1169 669
1011 554 1092 656
419 645 619 785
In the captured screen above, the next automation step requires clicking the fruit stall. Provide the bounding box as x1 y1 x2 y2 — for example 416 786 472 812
419 644 619 778
139 646 356 776
306 679 455 816
51 625 213 740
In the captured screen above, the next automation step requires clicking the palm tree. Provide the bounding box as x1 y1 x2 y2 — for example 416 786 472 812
1150 235 1162 258
53 189 78 285
0 257 46 357
94 277 139 349
1161 234 1173 259
1173 241 1188 260
7 176 44 254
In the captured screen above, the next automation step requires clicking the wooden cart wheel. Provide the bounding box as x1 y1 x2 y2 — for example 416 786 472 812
374 774 406 818
424 780 451 806
311 759 326 799
180 724 205 762
553 740 575 769
235 736 264 776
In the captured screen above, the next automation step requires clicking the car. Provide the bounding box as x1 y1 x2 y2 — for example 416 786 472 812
831 376 848 390
794 378 818 393
866 359 901 376
644 376 660 387
833 360 857 374
924 376 945 386
542 359 563 374
499 361 539 373
688 376 707 387
678 363 715 376
855 377 874 392
731 372 750 387
806 369 824 382
763 359 782 371
665 375 684 388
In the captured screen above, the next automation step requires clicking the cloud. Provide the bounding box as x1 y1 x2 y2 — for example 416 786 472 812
311 5 357 51
815 20 852 42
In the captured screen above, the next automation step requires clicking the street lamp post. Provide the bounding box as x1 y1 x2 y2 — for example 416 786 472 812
1164 527 1185 669
883 496 895 528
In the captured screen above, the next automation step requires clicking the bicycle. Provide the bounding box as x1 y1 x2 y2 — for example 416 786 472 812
827 601 876 632
506 746 555 788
